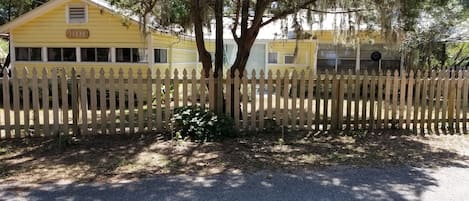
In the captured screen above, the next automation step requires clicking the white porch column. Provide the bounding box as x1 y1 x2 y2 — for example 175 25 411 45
355 38 361 73
147 33 154 77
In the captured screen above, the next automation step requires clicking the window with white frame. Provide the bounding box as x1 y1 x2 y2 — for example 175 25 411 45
116 48 147 63
154 49 168 63
268 52 278 64
284 55 295 64
68 4 87 24
15 47 42 61
47 48 76 62
81 48 110 62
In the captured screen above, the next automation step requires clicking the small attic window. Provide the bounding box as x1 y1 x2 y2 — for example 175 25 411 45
67 4 87 24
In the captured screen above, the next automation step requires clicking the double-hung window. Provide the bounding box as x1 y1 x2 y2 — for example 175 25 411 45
154 49 168 63
116 48 147 63
268 52 278 64
81 48 110 62
15 47 42 61
47 48 76 62
284 55 295 64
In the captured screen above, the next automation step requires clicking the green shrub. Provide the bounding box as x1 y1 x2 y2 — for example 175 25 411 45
171 106 236 142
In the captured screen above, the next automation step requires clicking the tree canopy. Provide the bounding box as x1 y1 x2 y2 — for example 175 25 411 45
0 0 48 25
109 0 468 72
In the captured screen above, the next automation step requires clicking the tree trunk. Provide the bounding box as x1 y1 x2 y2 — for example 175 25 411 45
230 32 258 76
215 0 224 114
191 0 212 76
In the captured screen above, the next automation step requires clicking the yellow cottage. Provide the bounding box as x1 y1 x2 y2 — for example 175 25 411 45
0 0 199 77
0 0 401 78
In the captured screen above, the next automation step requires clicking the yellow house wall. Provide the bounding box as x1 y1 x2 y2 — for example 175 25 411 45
152 33 199 74
10 0 153 77
267 40 316 75
12 0 145 46
313 30 388 44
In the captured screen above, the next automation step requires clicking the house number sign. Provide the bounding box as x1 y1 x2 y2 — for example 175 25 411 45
66 29 90 39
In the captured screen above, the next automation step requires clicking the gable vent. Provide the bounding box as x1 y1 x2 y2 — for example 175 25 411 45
68 6 86 23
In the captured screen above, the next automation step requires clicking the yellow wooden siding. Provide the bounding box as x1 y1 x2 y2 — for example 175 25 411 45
152 33 196 48
171 48 198 63
267 40 316 74
13 0 145 47
313 31 387 44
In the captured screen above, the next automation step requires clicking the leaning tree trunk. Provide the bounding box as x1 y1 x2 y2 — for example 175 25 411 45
229 29 259 117
191 0 212 76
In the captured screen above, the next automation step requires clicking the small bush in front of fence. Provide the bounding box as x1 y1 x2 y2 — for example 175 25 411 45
171 106 236 142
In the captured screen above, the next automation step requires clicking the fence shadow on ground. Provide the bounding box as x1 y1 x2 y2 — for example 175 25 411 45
1 130 468 200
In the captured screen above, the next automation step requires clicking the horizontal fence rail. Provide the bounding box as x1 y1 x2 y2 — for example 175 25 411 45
1 67 469 138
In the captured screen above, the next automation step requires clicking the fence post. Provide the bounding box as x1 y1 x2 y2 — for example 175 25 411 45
330 72 338 130
2 68 11 138
71 68 79 136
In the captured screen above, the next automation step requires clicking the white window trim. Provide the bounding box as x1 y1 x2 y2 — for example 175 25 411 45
76 47 81 62
284 55 295 64
66 3 88 24
154 48 169 64
268 52 279 64
42 47 47 62
111 47 116 63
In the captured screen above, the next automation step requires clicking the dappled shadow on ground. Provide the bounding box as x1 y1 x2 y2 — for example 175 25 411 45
0 130 468 200
0 165 466 201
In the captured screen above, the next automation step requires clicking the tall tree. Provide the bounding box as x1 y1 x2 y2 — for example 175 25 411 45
0 0 48 25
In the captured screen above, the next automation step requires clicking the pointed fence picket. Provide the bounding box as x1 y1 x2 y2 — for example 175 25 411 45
146 69 153 132
109 69 117 134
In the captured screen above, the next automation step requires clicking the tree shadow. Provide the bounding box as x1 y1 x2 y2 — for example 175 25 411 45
0 130 468 200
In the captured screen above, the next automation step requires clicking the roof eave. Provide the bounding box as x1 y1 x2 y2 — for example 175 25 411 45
0 0 70 33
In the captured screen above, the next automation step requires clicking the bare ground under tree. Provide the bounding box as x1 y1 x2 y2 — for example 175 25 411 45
0 130 468 184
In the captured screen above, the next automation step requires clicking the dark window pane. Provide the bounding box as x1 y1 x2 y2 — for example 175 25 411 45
317 59 336 73
285 55 295 64
360 60 379 73
132 48 140 62
30 48 42 61
382 60 400 72
63 48 76 61
81 48 96 62
155 49 167 63
15 48 29 61
116 48 131 62
96 48 110 62
268 52 278 64
48 48 62 61
337 59 355 73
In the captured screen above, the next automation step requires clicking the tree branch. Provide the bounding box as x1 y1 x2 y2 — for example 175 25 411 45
231 0 241 43
240 0 249 39
309 8 368 14
260 0 317 27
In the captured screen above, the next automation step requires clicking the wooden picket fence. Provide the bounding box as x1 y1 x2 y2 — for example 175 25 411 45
0 67 468 139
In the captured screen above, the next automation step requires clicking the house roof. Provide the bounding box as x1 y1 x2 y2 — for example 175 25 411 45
0 0 379 41
0 0 144 34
